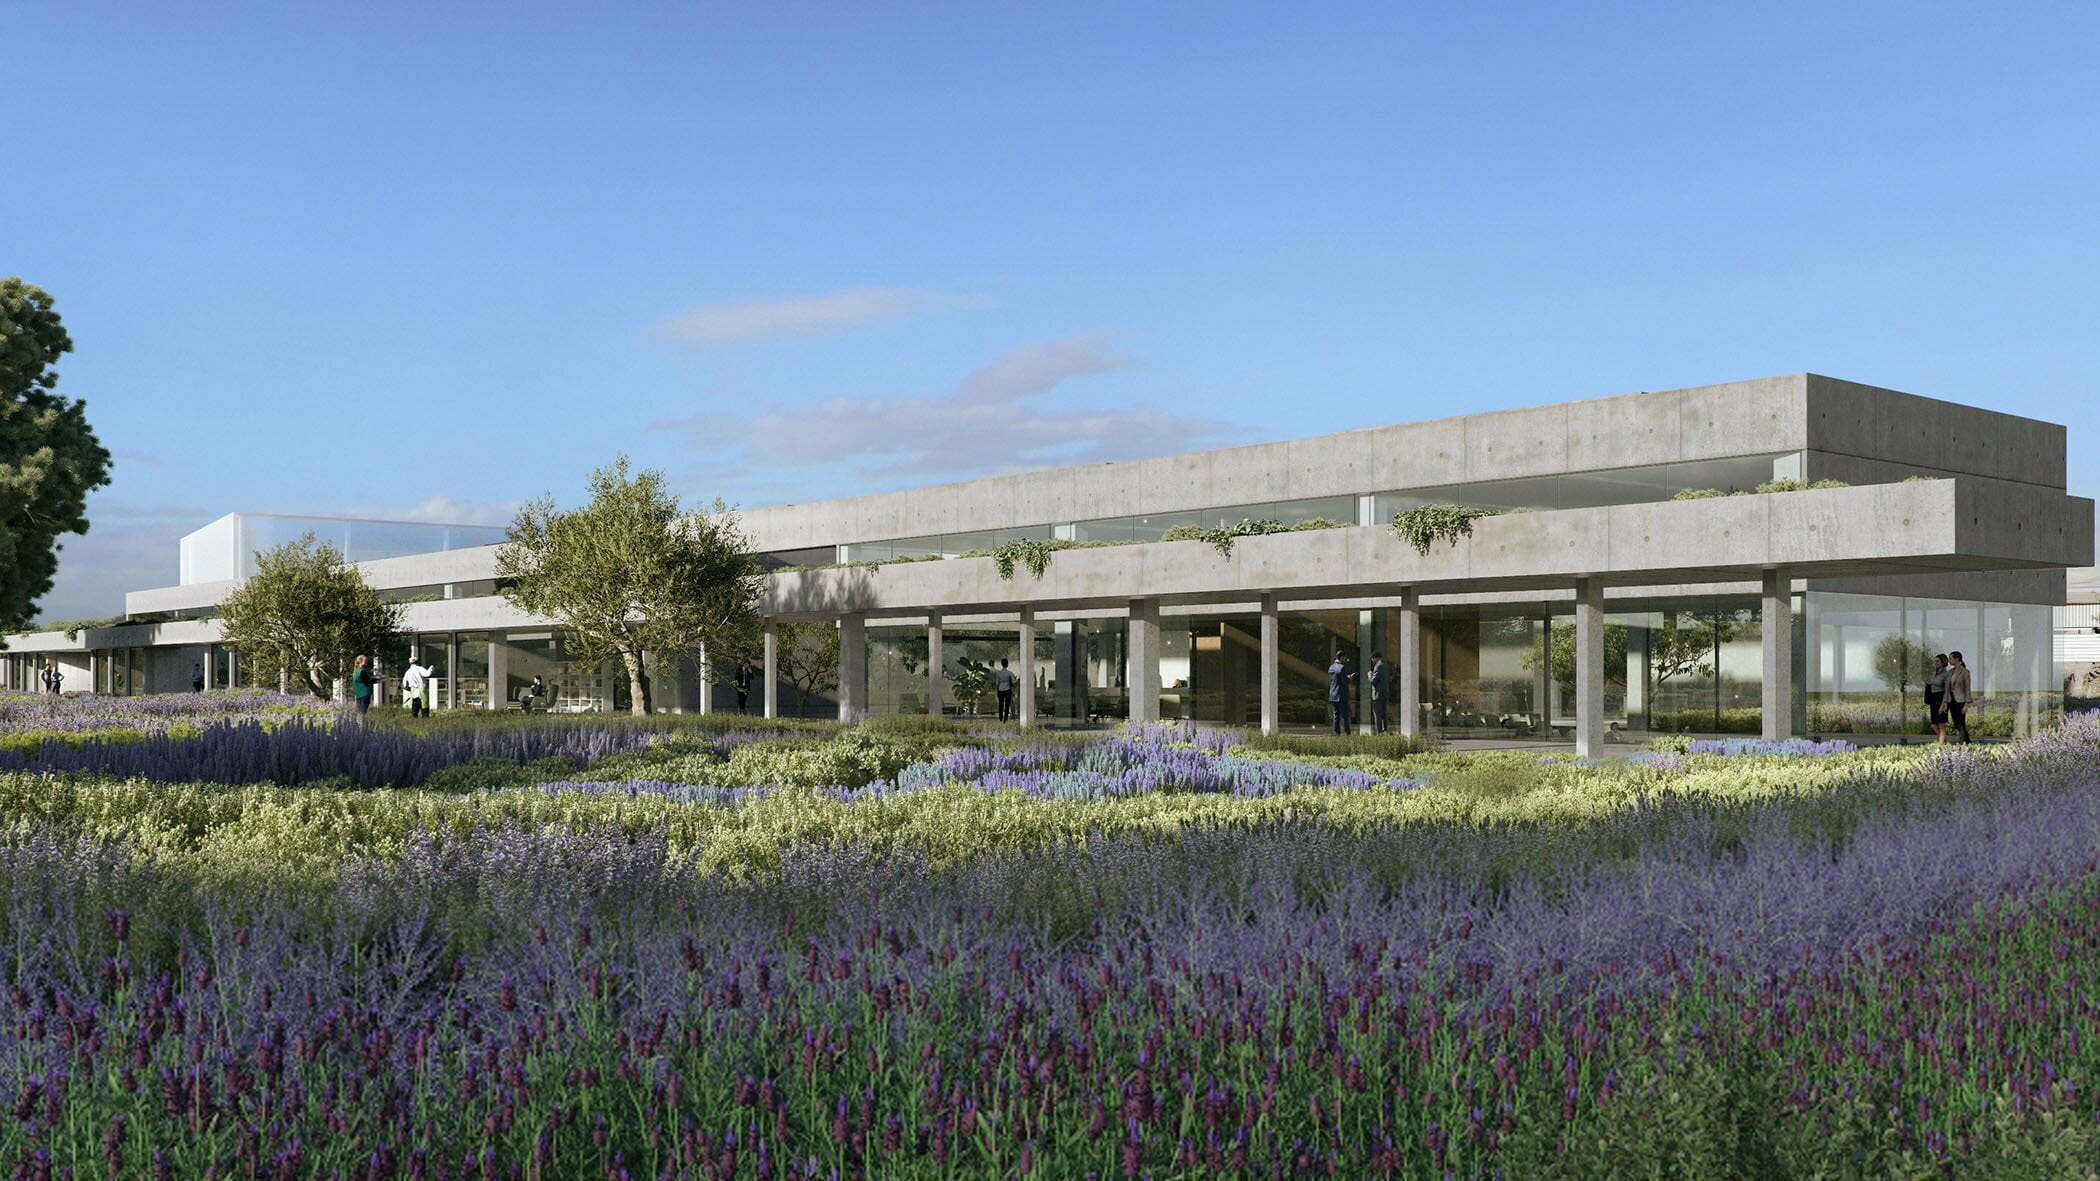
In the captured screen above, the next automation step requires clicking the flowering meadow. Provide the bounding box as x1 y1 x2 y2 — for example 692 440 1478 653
2 696 2099 1176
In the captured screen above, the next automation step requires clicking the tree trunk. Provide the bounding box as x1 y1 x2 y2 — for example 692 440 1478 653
620 649 650 715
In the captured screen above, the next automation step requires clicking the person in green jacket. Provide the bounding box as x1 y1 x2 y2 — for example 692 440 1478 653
351 654 377 716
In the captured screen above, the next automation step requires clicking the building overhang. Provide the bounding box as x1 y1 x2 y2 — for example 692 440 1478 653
761 478 2094 620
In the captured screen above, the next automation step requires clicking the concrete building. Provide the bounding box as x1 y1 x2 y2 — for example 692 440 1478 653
3 374 2090 750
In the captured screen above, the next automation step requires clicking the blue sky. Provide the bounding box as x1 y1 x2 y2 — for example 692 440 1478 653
11 2 2100 617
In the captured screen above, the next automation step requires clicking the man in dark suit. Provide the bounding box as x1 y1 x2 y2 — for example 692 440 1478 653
1366 654 1389 733
1327 652 1352 735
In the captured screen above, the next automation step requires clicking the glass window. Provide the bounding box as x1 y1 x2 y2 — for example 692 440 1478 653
1073 497 1356 545
455 633 489 710
1807 591 2057 739
1373 453 1808 521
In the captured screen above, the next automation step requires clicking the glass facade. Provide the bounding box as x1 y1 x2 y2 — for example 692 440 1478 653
1373 453 1804 518
179 514 506 585
1074 498 1359 545
1806 592 2056 739
844 526 1058 565
454 633 490 710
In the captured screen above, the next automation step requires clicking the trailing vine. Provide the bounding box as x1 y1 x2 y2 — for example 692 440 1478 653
1391 505 1500 556
990 538 1062 580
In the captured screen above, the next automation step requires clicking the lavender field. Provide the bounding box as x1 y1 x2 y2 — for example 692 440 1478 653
2 698 2098 1177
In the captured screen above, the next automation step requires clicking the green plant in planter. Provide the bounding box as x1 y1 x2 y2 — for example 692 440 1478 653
1755 478 1849 494
990 538 1063 580
1199 517 1284 557
1391 505 1500 556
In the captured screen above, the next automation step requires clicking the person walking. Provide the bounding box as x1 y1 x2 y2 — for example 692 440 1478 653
402 657 431 718
1925 653 1950 743
43 664 62 695
991 658 1020 723
1945 650 1973 743
350 654 377 717
1367 653 1389 734
1327 651 1353 736
192 663 206 693
734 665 752 714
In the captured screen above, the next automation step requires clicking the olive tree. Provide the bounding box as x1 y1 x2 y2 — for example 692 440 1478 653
1874 633 1935 720
218 536 402 699
2 278 113 636
496 457 759 715
773 619 840 717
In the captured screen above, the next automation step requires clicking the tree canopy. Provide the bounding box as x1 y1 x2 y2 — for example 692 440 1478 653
1874 634 1935 699
496 457 760 714
218 536 402 699
1 278 113 636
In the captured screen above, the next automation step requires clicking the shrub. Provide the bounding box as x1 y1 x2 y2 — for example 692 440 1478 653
854 714 978 743
1233 729 1437 759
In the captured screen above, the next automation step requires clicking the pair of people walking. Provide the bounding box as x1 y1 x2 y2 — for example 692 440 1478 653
1924 650 1972 744
38 664 63 695
1326 652 1393 735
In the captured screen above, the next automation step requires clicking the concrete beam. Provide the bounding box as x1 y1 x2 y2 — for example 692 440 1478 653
1762 567 1794 740
1574 577 1604 756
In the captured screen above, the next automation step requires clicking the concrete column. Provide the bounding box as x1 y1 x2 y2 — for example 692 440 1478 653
1534 619 1552 727
486 636 508 710
925 611 945 717
1127 599 1161 724
1356 609 1375 733
1017 608 1037 727
1259 594 1280 735
1574 578 1605 756
1762 567 1795 740
837 616 867 723
1397 587 1421 738
762 621 779 720
696 644 714 714
445 635 459 711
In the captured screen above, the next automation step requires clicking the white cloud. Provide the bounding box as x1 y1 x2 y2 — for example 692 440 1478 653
391 495 522 527
654 332 1246 491
655 288 922 345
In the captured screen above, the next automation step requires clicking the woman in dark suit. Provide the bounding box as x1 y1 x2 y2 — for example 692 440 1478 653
1924 653 1950 743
